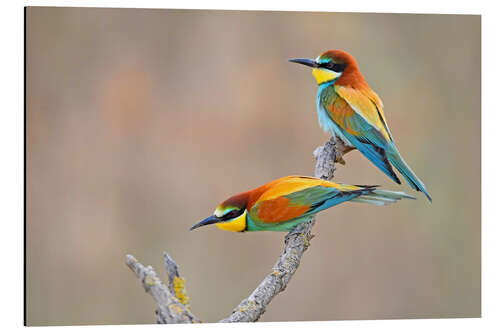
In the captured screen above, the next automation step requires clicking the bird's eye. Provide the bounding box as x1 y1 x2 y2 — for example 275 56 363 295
324 62 346 72
223 209 241 220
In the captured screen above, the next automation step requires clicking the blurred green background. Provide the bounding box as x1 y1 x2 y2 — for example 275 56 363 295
26 7 480 325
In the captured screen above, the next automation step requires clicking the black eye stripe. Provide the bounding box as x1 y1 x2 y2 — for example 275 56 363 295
224 209 243 219
321 62 346 72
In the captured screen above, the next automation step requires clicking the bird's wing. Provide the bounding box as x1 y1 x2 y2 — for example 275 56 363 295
248 177 366 224
324 85 400 183
334 85 393 143
330 86 430 199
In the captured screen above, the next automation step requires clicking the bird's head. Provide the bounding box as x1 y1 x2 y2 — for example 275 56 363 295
289 49 358 85
190 192 248 232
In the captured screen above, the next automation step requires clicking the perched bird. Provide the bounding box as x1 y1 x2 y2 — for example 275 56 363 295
190 175 414 232
289 50 431 201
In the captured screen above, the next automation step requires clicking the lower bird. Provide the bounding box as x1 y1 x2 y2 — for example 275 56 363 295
190 175 414 232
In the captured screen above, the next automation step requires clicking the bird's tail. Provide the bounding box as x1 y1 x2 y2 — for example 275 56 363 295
351 188 416 206
385 143 432 202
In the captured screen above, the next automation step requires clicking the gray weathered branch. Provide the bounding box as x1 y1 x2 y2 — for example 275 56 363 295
125 254 200 323
126 136 345 323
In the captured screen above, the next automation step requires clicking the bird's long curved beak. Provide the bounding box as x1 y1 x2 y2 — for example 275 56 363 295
288 58 318 68
190 215 222 231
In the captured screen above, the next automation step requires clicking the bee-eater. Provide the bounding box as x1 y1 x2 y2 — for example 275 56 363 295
190 175 414 232
289 50 431 201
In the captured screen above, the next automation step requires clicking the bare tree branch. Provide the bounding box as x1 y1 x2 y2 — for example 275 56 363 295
125 254 200 323
125 136 346 323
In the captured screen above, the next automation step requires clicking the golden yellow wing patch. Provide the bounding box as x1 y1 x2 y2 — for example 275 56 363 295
257 176 341 202
334 85 392 141
254 176 363 224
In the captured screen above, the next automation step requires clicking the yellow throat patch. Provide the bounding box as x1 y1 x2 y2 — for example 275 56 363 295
216 210 247 232
312 68 341 85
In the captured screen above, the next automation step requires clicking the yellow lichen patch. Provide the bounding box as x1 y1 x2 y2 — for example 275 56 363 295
300 233 309 247
145 275 155 287
173 276 190 307
169 303 184 314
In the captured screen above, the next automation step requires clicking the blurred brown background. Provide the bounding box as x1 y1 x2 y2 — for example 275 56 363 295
26 7 480 325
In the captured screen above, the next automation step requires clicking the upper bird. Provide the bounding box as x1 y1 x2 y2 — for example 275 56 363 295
190 175 414 232
289 50 431 201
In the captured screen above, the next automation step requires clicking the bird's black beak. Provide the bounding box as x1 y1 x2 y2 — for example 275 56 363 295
288 58 318 68
190 215 222 231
